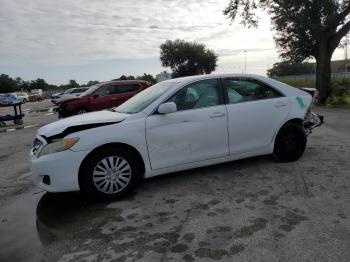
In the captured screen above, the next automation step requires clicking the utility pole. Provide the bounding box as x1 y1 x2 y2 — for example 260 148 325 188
341 33 350 60
345 34 349 60
244 50 247 74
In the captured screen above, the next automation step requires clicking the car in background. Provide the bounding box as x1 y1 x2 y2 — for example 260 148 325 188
51 88 88 105
31 74 322 200
57 80 150 118
29 89 44 102
0 93 18 105
16 92 29 103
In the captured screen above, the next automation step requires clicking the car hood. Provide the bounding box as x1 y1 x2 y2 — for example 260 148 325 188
38 110 128 138
57 94 80 104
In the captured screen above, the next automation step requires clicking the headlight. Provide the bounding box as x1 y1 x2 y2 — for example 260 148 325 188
38 137 79 158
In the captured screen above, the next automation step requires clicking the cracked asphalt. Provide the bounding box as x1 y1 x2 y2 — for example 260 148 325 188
0 101 349 262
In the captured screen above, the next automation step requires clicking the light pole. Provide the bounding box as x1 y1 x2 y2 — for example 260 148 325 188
244 50 247 74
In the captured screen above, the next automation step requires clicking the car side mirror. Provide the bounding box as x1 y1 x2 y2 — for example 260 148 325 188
92 94 99 99
158 102 177 114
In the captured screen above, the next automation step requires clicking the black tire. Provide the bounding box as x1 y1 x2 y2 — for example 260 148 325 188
14 119 23 125
74 108 88 115
273 123 307 162
79 146 142 200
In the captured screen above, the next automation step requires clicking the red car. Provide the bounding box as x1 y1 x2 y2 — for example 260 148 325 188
58 80 151 118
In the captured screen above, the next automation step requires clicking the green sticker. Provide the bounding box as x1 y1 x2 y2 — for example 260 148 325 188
296 96 306 108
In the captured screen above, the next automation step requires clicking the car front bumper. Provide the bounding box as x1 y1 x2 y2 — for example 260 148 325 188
31 149 90 192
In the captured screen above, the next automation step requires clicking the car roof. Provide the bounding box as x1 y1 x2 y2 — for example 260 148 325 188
165 74 270 84
162 73 308 98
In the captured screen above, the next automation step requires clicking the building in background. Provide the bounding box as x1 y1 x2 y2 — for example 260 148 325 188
156 71 172 82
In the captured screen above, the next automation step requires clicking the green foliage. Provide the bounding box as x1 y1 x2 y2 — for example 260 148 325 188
114 74 156 85
29 78 50 90
328 78 350 104
224 1 350 61
0 74 18 93
160 39 218 77
267 62 315 77
136 73 157 85
118 75 135 80
279 79 316 88
86 80 99 86
67 79 79 88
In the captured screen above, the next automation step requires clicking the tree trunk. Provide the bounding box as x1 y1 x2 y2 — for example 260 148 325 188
315 44 332 104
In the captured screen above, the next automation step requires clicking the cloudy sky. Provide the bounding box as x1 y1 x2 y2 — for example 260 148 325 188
0 0 345 84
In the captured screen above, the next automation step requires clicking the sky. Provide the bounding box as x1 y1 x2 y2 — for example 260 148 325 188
0 0 346 85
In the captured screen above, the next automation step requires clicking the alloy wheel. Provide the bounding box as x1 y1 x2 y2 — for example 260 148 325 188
92 156 132 194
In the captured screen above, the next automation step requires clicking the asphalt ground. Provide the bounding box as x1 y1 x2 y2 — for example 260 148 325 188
0 101 349 262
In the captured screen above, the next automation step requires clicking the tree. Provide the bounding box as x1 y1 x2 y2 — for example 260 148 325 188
118 75 135 80
15 77 30 92
160 39 218 77
267 62 315 77
67 79 79 88
86 80 99 86
224 0 350 103
30 78 49 90
136 73 157 85
0 74 18 93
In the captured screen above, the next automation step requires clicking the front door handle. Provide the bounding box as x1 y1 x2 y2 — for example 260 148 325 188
210 112 226 118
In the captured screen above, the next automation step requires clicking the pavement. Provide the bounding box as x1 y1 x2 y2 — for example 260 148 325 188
0 101 349 262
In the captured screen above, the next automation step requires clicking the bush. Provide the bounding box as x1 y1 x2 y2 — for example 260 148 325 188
328 78 350 105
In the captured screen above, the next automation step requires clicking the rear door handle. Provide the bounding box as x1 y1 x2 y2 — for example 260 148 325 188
210 112 226 118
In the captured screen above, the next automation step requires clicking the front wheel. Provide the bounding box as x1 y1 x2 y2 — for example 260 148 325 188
79 147 142 200
273 123 307 162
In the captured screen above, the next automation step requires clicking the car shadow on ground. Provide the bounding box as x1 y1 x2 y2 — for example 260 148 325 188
35 154 274 246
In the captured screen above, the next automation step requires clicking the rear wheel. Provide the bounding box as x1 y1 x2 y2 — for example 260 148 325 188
79 147 142 200
273 123 307 162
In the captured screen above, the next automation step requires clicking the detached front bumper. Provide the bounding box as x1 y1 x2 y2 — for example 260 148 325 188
303 112 323 136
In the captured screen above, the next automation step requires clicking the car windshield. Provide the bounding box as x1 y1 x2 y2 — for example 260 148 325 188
63 88 74 94
80 85 99 97
114 81 178 114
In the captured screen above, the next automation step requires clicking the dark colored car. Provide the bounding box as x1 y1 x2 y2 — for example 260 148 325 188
58 80 151 118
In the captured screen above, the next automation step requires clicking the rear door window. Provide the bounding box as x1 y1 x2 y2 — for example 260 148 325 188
223 78 282 104
117 84 140 93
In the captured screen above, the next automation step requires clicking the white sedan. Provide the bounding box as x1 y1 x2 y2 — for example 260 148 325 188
30 74 322 199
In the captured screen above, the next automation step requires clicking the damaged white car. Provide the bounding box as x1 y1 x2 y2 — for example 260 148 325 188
31 74 323 199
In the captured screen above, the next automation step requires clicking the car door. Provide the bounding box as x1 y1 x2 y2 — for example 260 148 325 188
146 78 229 170
222 77 290 155
110 84 141 107
89 85 112 111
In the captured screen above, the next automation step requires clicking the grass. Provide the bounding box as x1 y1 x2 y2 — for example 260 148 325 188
279 79 316 88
